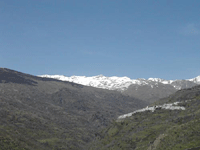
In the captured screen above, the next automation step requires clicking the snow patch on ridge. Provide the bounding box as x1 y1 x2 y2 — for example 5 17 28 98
187 76 200 84
148 78 174 84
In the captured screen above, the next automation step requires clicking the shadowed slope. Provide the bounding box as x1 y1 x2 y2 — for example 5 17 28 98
0 68 147 150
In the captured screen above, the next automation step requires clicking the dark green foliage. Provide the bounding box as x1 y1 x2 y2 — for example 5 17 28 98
0 68 147 150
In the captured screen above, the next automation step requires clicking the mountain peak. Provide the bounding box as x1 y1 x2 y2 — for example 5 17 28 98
187 75 200 84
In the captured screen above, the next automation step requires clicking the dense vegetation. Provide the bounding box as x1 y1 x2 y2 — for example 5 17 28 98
89 86 200 150
0 68 147 150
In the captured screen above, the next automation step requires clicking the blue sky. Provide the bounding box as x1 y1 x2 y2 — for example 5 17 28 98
0 0 200 80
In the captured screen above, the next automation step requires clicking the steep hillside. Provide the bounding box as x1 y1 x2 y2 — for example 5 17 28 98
123 82 176 103
0 68 147 150
89 85 200 150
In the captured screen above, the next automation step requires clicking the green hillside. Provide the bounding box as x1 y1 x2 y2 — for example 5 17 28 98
89 86 200 150
0 68 147 150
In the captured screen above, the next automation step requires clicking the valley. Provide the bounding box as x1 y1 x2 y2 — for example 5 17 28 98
0 68 200 150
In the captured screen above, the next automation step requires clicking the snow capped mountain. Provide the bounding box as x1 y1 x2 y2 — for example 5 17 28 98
38 74 200 91
187 76 200 84
39 74 142 91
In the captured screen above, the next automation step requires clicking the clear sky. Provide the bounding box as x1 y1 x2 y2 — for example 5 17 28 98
0 0 200 80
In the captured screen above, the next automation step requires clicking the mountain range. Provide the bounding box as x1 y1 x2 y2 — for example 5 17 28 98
39 74 200 103
1 68 200 150
38 75 200 91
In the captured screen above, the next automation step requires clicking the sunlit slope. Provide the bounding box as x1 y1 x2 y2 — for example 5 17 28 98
89 86 200 150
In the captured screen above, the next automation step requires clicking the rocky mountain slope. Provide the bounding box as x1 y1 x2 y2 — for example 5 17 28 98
88 85 200 150
39 74 199 103
0 68 147 150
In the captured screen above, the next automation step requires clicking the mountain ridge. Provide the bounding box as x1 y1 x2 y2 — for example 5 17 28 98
38 74 200 91
39 74 199 103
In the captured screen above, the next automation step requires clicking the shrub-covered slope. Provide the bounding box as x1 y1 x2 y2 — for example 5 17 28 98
89 86 200 150
0 68 147 150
